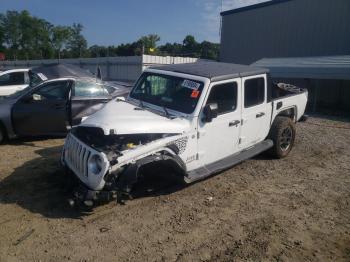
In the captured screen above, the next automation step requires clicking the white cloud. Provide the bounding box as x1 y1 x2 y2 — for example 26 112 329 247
197 0 270 42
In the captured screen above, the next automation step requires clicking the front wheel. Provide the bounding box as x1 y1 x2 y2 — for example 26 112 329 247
268 116 296 158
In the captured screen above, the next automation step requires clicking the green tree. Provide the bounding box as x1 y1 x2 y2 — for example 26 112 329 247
29 17 54 59
182 35 200 57
200 41 219 60
51 25 72 59
89 45 111 57
1 11 22 59
0 10 57 59
138 34 160 54
159 42 183 56
67 23 87 58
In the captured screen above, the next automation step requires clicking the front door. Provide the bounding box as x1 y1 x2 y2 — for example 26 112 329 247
197 79 241 166
240 75 270 149
12 80 71 136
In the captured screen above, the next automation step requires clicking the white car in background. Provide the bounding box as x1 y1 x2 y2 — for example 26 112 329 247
0 69 30 97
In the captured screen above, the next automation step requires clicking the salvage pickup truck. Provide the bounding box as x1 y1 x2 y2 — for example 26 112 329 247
61 62 308 206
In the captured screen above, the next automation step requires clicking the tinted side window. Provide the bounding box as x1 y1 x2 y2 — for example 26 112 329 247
244 78 265 108
74 81 109 97
32 81 70 101
207 82 237 115
0 72 25 86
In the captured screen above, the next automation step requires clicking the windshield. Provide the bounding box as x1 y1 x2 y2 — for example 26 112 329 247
29 71 44 87
130 73 204 114
73 80 113 96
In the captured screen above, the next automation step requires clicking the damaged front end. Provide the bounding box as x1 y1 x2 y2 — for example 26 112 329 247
62 126 187 207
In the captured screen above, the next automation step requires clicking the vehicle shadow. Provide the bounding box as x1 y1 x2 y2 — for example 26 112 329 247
5 136 65 148
307 112 350 122
130 169 188 201
0 145 86 219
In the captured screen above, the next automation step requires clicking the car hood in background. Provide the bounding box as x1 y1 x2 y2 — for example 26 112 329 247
30 64 95 81
80 100 190 135
104 81 133 97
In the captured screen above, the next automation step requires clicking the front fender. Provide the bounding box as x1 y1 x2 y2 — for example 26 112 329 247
109 134 188 172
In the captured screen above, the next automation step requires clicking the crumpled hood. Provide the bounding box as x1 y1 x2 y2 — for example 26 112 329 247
80 100 191 135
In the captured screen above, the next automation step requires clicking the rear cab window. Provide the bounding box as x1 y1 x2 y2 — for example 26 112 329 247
244 77 265 108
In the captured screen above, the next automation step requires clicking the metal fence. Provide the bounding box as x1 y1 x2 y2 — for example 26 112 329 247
0 55 198 82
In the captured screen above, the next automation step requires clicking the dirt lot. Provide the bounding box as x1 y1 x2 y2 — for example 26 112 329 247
0 116 350 261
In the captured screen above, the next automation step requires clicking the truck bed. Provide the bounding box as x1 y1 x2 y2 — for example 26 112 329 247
271 83 308 122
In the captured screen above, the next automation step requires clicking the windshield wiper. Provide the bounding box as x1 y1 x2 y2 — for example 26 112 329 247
162 105 177 119
163 106 170 118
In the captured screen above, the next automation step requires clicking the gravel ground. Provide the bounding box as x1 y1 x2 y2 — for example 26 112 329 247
0 116 349 261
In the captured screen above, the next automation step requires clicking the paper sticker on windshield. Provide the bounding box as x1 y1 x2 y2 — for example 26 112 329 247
37 73 48 81
182 79 201 90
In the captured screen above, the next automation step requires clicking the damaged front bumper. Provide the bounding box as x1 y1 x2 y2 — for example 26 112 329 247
61 131 188 207
65 151 187 207
64 168 131 207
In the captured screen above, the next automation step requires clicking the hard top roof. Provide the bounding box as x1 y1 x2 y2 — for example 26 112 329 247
30 63 95 81
149 62 268 82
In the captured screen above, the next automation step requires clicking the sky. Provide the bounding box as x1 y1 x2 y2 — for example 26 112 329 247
0 0 269 46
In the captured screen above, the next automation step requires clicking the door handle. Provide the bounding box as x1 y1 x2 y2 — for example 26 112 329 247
256 112 265 118
229 120 240 127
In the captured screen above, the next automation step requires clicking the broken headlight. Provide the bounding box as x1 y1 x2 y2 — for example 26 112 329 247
88 154 103 175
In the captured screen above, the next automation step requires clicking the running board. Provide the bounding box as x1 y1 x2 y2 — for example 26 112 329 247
184 139 273 184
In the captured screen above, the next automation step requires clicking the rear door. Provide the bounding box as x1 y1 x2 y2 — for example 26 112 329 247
70 80 112 126
0 71 28 96
240 75 270 149
12 80 71 136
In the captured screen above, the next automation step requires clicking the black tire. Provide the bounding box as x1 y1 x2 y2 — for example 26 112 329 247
268 116 296 159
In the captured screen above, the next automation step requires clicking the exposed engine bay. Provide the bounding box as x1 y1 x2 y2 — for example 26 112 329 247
72 126 175 160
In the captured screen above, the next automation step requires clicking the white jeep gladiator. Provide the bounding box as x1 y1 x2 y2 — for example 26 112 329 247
61 62 308 206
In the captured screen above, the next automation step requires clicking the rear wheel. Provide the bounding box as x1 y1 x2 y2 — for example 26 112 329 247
268 116 296 158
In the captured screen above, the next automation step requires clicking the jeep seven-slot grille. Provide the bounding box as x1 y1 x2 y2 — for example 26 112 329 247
65 134 91 177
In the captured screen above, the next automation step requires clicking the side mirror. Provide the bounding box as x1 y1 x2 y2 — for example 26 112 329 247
32 94 42 101
203 103 218 123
